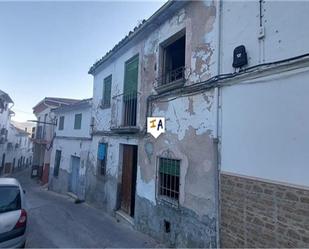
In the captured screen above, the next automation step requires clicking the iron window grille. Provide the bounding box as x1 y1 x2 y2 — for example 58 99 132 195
102 75 112 108
157 157 180 205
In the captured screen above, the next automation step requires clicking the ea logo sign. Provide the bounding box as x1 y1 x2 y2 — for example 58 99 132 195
147 117 165 138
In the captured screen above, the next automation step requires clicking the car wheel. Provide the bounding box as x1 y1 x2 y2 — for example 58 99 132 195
20 241 26 248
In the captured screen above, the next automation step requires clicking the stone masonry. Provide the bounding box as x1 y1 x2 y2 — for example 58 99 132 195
220 172 309 248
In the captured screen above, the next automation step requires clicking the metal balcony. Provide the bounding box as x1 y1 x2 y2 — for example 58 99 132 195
155 66 185 93
110 91 140 134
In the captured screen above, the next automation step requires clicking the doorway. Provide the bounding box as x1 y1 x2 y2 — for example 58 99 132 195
69 156 80 195
120 144 138 217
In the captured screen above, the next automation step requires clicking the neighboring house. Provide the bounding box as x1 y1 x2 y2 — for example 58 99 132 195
0 90 14 175
87 0 309 248
12 121 35 137
32 97 80 184
219 1 309 248
49 98 92 200
0 90 33 175
88 1 219 247
4 124 33 174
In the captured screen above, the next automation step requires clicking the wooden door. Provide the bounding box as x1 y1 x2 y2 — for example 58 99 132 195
121 145 137 216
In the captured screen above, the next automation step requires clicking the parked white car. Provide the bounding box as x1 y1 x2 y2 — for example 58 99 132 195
0 178 27 248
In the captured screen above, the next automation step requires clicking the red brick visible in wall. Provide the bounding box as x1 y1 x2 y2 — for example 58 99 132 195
41 163 50 185
220 173 309 248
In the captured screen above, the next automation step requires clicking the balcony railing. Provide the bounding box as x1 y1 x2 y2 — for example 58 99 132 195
158 66 185 87
111 91 140 133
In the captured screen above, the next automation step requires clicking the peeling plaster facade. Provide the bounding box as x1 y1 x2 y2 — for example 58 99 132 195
89 1 219 247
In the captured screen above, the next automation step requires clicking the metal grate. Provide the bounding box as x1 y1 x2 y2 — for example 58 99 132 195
122 91 137 127
158 66 185 87
158 158 180 202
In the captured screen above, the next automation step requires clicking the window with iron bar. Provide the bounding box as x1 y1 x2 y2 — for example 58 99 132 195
158 157 180 204
102 75 112 108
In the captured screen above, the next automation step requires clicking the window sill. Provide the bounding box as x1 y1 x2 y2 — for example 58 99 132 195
155 78 185 94
110 126 140 134
157 196 179 209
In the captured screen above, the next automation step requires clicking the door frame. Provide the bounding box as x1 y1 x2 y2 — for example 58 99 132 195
118 144 138 217
69 155 80 195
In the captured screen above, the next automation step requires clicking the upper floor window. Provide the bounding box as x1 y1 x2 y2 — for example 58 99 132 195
123 55 139 127
159 31 186 87
158 157 180 204
102 75 112 108
58 116 64 130
74 113 82 130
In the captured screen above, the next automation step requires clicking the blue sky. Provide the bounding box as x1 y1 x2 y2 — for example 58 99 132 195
0 1 165 122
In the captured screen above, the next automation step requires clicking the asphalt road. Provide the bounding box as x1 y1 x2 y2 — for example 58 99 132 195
12 169 160 248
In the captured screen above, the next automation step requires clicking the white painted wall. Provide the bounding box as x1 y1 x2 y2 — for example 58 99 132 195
50 138 91 173
55 107 92 138
220 68 309 187
221 1 309 74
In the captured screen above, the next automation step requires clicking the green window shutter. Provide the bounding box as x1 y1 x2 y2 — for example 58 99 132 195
103 75 112 108
74 113 82 129
59 116 64 130
124 55 139 99
159 158 180 176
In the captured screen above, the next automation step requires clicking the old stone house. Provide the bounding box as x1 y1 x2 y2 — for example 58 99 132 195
86 0 309 248
88 1 219 247
49 98 92 200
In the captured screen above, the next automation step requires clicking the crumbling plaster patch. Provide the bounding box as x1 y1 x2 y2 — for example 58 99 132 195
153 92 215 140
186 1 217 84
138 91 217 217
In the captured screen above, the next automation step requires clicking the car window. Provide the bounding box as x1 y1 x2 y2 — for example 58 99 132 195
0 186 21 213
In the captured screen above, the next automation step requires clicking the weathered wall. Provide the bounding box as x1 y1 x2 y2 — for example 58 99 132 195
135 90 218 247
89 1 219 246
85 135 138 213
221 172 309 248
49 137 91 199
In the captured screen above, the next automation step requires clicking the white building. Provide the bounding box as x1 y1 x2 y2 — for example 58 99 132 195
219 1 309 247
0 90 33 175
0 90 13 173
49 98 92 200
32 97 80 184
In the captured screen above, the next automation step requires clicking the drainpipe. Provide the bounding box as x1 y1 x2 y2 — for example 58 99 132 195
215 0 222 247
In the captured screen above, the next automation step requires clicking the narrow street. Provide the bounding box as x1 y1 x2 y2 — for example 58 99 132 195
13 169 160 248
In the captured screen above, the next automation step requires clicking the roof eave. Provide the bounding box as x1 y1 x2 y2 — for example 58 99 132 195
88 0 187 76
